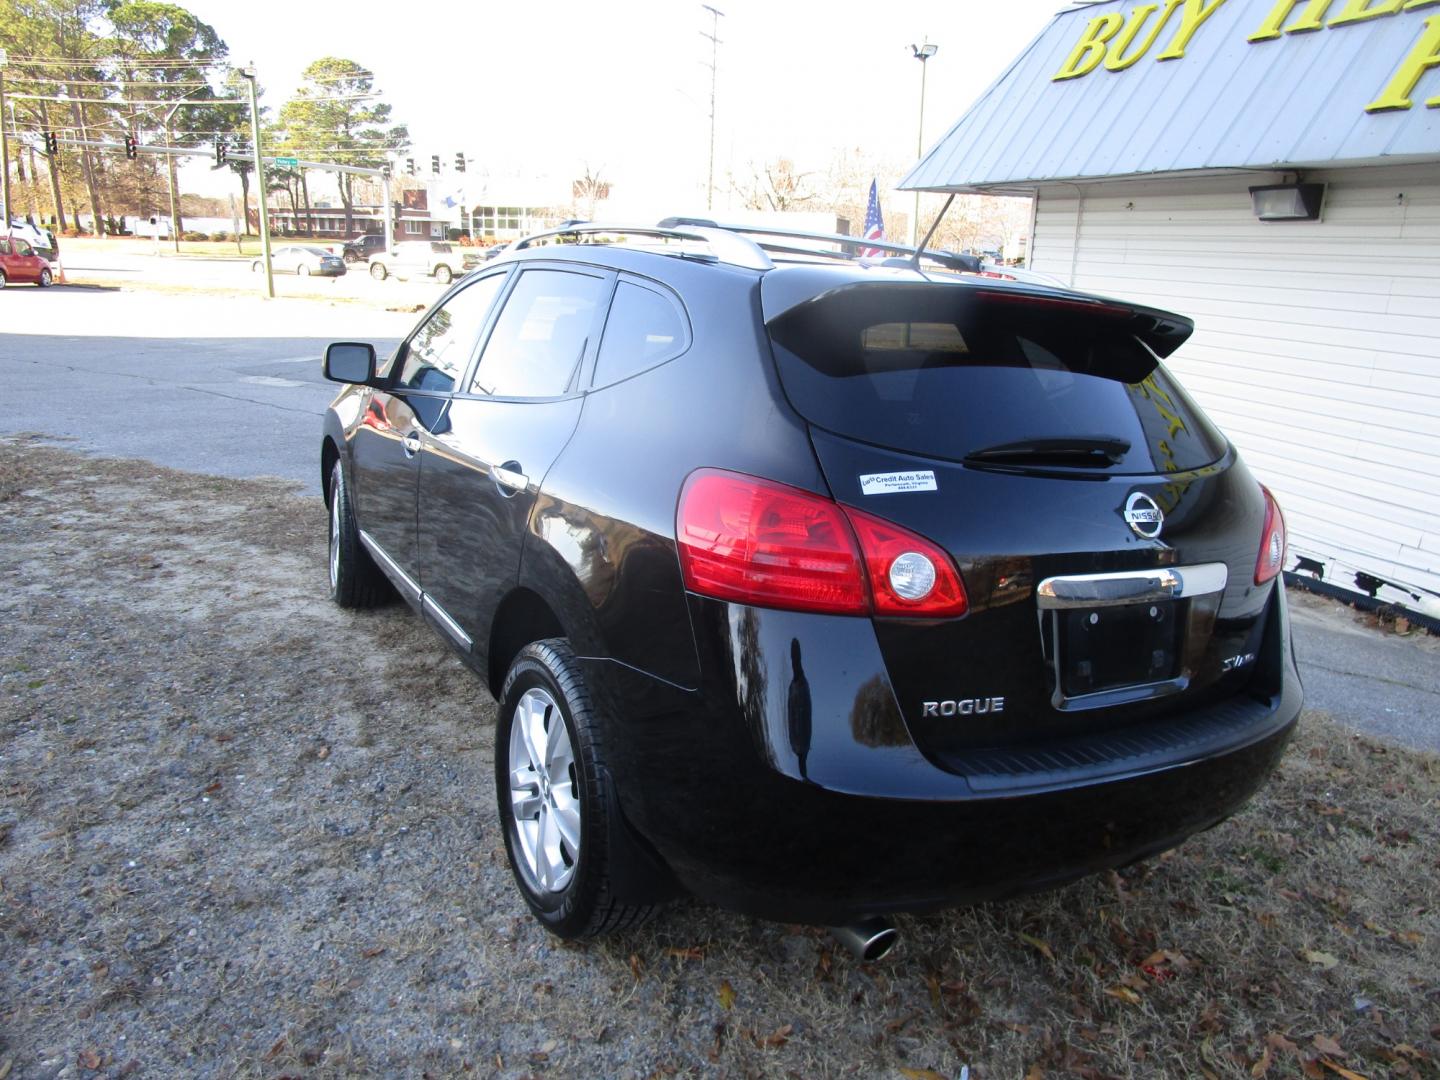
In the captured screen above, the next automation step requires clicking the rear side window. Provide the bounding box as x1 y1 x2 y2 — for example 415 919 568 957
767 286 1226 474
593 280 689 387
469 269 606 398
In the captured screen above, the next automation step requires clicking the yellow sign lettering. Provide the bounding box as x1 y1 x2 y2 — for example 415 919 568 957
1247 0 1333 40
1106 0 1186 69
1156 0 1230 59
1053 12 1126 79
1366 13 1440 108
1329 0 1405 25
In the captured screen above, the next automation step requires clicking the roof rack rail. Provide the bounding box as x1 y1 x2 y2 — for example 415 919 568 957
514 221 773 271
511 218 987 275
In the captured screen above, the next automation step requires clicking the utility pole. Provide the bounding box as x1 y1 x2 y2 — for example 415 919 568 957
0 48 11 227
700 5 724 212
240 64 274 298
908 40 937 248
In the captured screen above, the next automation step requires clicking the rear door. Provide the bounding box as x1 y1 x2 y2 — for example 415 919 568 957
417 264 612 662
763 280 1274 754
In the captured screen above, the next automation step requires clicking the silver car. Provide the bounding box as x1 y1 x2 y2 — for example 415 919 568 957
252 245 347 277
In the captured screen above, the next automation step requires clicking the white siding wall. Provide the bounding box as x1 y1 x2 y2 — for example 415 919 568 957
1030 165 1440 607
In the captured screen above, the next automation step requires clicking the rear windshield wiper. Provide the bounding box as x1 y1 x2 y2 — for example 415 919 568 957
964 436 1131 467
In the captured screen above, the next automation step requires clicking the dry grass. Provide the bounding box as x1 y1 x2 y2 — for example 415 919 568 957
0 435 1436 1079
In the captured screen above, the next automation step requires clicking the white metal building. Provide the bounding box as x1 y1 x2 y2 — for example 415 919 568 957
905 0 1440 616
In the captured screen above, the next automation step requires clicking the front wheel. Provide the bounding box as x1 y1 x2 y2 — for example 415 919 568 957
369 262 387 280
251 261 262 273
433 264 453 285
497 640 655 939
1 268 9 289
38 268 52 287
298 264 310 277
328 460 388 608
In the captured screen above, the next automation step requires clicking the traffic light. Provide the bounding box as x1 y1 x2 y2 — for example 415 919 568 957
406 157 416 176
124 134 138 159
214 139 227 166
430 154 440 175
45 131 59 154
455 153 465 173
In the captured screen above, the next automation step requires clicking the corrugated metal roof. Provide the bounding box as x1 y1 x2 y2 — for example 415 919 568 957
903 0 1440 192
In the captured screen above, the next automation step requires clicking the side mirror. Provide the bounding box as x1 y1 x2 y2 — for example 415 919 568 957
324 342 377 384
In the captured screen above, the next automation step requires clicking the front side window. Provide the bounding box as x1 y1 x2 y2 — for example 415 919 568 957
397 273 507 392
469 269 607 398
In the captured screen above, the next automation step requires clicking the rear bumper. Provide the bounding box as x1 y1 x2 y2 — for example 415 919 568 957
587 584 1302 925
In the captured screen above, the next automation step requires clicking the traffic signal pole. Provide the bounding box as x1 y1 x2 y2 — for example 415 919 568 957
240 66 274 298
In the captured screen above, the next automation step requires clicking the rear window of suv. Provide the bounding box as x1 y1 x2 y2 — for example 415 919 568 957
766 284 1226 475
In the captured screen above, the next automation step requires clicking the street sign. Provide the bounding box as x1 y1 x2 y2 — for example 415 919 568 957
274 156 299 167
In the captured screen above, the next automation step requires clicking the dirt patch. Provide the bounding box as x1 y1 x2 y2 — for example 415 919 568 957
2 436 1437 1079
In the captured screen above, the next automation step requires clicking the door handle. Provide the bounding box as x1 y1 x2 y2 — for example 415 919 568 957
402 433 422 457
493 463 529 494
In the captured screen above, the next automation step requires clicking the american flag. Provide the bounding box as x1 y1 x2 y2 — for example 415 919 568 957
860 179 885 257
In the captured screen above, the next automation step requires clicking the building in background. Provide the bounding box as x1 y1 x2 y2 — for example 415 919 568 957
904 0 1440 618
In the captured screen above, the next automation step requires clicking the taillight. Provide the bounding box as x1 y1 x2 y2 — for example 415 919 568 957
676 469 967 618
841 506 968 617
1255 484 1287 585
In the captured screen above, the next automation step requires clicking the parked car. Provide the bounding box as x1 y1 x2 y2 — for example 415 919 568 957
367 240 464 284
0 235 55 287
252 245 347 277
319 220 1301 954
343 233 387 264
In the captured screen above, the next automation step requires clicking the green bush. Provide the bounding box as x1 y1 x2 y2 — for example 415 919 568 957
182 231 208 242
210 231 230 242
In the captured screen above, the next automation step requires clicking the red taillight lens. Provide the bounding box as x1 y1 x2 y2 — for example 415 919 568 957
841 506 969 617
676 469 968 618
677 469 867 614
1255 484 1287 585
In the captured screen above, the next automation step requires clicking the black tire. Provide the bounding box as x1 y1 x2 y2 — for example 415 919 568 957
38 268 53 288
251 261 262 273
497 639 655 939
369 262 387 280
298 264 310 277
0 269 7 289
327 460 388 608
433 264 453 285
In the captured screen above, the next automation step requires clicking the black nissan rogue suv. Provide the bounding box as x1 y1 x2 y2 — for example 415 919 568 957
319 220 1301 947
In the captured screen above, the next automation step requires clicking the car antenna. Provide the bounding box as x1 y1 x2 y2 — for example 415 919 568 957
911 193 956 270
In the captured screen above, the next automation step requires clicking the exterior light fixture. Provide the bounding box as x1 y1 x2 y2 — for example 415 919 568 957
1249 183 1325 222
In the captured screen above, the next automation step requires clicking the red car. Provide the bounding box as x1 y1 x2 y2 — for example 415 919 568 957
0 235 54 288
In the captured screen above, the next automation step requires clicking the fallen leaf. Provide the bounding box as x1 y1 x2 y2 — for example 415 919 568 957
316 745 330 760
78 1049 101 1070
665 946 705 962
1267 1033 1301 1058
1312 1035 1344 1057
899 1069 947 1080
1025 1064 1045 1080
0 1059 11 1080
361 945 385 958
203 780 222 795
757 1023 792 1049
718 980 735 1010
628 953 644 981
1301 949 1340 970
1318 1059 1370 1080
1105 986 1142 1005
1020 932 1055 961
1251 1044 1273 1078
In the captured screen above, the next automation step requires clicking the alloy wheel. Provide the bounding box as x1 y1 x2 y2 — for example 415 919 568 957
508 687 580 892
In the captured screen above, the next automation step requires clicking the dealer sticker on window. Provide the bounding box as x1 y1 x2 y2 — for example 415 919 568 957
859 470 938 496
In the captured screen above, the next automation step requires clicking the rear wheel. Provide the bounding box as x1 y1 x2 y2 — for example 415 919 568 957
298 264 310 277
251 261 262 273
328 460 388 608
434 264 453 285
38 268 53 288
0 269 7 289
370 262 387 280
497 639 655 939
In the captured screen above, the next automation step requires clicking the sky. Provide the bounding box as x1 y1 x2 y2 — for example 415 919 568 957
175 0 1065 213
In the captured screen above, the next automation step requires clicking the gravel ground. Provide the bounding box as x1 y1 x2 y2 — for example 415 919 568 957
2 435 1437 1080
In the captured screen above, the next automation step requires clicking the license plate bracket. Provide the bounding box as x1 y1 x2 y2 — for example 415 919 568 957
1054 599 1181 697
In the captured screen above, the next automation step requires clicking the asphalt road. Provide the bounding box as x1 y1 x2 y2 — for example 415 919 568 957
2 282 1436 754
2 286 414 492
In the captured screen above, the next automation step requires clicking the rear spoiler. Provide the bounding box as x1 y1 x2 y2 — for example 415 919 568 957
762 276 1195 360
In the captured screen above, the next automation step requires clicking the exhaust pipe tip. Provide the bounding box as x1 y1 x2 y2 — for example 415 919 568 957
830 915 899 962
